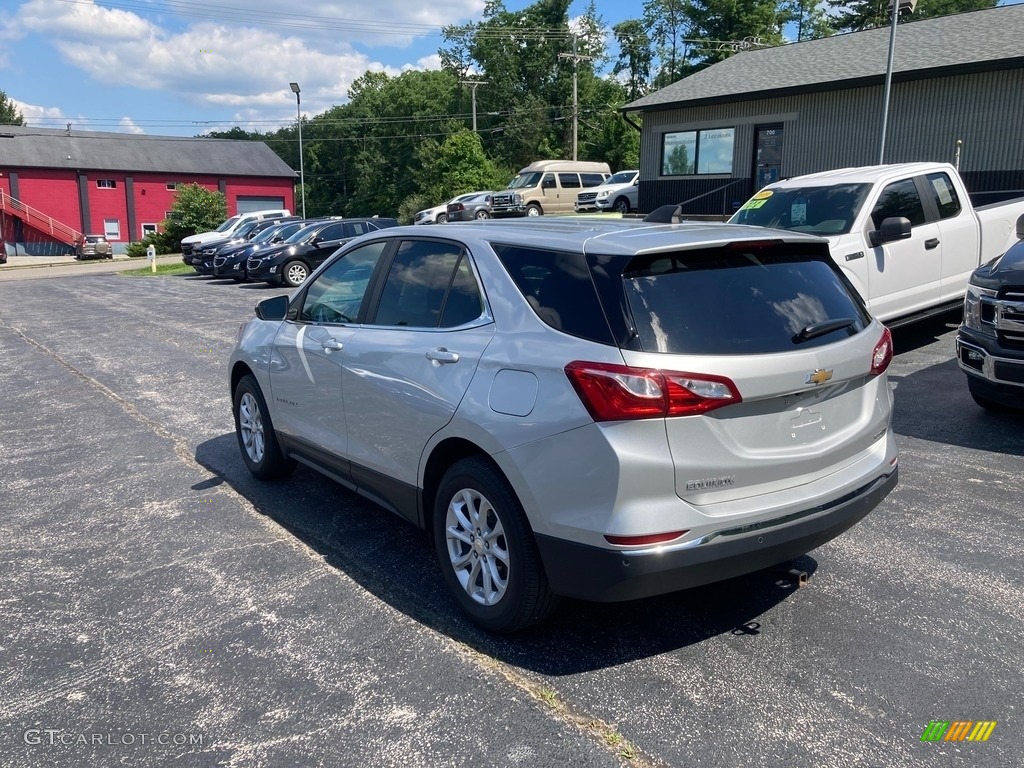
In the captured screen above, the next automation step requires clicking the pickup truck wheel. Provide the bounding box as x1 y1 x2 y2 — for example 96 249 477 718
434 457 559 633
614 197 630 214
525 204 543 217
283 260 309 287
233 375 296 480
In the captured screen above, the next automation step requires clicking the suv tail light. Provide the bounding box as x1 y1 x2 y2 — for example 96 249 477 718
870 327 893 375
564 361 741 422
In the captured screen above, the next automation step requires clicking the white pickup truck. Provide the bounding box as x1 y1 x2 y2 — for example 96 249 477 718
729 163 1024 326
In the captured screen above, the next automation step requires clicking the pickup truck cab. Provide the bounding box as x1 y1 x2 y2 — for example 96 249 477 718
730 163 1024 326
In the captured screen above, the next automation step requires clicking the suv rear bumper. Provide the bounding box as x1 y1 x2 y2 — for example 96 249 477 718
534 467 897 601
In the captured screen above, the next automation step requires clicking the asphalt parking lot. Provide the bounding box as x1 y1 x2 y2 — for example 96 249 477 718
0 269 1020 767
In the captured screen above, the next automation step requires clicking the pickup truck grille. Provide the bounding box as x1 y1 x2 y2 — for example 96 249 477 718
491 193 516 207
995 287 1024 349
181 243 194 256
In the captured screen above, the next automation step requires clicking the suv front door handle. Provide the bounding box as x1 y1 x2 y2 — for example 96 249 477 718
426 348 460 365
319 338 344 351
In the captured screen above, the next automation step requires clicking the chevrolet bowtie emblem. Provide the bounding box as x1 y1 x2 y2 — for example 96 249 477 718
806 369 833 386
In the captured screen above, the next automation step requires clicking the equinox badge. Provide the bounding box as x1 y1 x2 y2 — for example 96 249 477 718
805 369 833 386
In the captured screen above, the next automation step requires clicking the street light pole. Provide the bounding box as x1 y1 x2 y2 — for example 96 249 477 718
878 0 916 164
289 82 305 219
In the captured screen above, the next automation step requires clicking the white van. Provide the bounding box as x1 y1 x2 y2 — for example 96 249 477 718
181 208 291 256
491 160 611 217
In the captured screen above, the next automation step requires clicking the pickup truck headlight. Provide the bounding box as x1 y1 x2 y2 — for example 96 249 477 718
963 283 996 333
512 193 523 205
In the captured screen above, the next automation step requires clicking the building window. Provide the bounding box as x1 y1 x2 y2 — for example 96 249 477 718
96 179 117 189
166 182 178 190
141 223 159 238
104 219 121 240
661 128 735 176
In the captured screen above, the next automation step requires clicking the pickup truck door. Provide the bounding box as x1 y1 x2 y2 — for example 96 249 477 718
923 171 983 303
865 176 942 321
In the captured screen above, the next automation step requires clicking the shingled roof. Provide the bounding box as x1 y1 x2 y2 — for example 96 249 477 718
625 5 1024 111
0 125 296 177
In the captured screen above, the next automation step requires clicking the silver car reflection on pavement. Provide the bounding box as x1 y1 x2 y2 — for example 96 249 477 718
229 218 898 632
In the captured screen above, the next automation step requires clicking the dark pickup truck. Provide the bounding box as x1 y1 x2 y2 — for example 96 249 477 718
957 214 1024 410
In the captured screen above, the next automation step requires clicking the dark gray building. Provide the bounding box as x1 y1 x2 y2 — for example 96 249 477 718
623 5 1024 216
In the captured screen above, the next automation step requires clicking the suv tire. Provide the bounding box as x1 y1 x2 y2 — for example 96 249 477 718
433 457 559 633
233 374 296 480
283 260 309 287
436 213 448 224
614 197 630 215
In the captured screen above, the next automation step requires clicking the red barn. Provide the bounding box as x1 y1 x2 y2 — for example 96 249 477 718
0 125 296 255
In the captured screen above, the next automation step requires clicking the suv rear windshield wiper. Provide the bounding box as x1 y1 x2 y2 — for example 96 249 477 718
793 317 856 344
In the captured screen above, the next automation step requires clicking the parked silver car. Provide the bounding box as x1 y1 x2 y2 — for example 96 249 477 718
446 192 493 222
229 219 898 632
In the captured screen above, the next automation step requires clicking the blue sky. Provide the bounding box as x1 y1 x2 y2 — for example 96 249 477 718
2 2 1020 138
0 0 637 137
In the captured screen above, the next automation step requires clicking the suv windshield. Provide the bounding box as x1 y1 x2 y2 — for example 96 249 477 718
729 184 871 236
606 172 636 185
284 223 323 244
507 172 543 190
215 216 241 233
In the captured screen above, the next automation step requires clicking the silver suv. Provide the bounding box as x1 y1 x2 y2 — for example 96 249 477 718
229 219 898 632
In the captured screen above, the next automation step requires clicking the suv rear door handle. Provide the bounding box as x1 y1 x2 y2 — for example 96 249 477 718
925 238 940 250
426 348 460 364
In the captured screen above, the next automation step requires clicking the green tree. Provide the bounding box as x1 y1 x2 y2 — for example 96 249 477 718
687 0 790 68
0 90 25 125
643 0 694 87
828 0 996 33
787 0 835 40
161 184 228 250
613 20 653 101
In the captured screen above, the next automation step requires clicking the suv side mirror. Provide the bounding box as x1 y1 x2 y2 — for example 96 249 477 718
1016 213 1024 241
255 295 288 321
869 217 912 247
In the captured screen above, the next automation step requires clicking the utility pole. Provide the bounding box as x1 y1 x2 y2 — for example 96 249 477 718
559 37 593 161
460 80 488 132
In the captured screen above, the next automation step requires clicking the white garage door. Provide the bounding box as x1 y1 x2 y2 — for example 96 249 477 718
237 196 286 214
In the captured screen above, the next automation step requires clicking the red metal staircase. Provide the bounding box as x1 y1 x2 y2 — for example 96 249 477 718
0 189 83 246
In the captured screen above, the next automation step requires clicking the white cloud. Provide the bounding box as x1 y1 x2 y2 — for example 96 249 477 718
119 116 144 134
12 0 484 120
12 99 65 122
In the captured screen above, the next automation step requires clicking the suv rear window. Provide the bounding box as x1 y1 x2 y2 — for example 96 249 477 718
616 243 870 355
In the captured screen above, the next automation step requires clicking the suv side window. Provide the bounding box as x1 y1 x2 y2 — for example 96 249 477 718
299 241 388 324
492 244 613 345
439 255 484 328
318 222 347 242
346 221 372 238
372 241 464 328
870 179 926 229
558 173 581 189
925 172 962 220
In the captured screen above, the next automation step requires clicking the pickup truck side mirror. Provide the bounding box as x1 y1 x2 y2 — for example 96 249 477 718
869 217 912 248
1016 213 1024 241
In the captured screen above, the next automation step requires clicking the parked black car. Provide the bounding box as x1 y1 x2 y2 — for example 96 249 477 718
186 216 296 269
185 219 262 268
247 218 399 287
213 219 308 281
